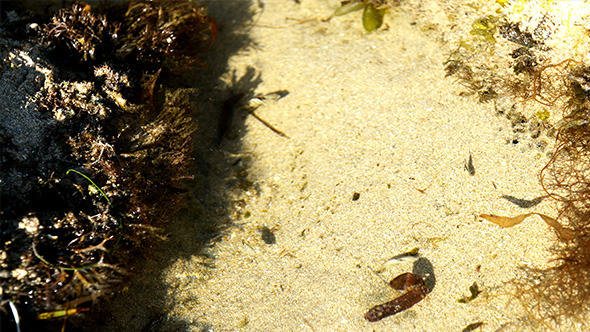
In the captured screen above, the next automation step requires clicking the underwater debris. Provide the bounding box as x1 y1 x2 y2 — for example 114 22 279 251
480 213 574 241
439 0 590 326
38 0 216 74
510 47 538 75
118 0 216 71
217 90 290 145
1 0 212 328
523 102 590 323
464 153 475 176
37 307 90 320
499 22 538 48
528 59 580 107
362 2 386 32
457 282 481 303
328 0 401 32
461 56 590 329
462 322 484 332
470 15 498 44
365 272 429 322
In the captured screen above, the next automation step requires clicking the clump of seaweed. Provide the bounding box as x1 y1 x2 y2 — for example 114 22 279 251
0 0 213 329
38 0 216 75
445 18 552 104
513 66 590 326
41 2 119 63
117 0 217 72
443 2 590 326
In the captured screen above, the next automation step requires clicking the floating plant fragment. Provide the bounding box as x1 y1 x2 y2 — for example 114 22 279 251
330 1 388 32
37 308 89 320
480 212 574 240
362 3 386 32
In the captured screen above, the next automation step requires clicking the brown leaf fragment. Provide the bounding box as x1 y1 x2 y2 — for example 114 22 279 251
365 273 429 322
536 214 575 241
389 272 425 290
479 213 532 227
365 284 428 322
480 213 575 240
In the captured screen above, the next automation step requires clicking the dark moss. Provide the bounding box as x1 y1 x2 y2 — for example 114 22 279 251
510 47 537 75
499 22 538 48
0 1 214 328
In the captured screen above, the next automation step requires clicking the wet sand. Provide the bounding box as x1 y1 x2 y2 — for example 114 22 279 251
97 1 568 331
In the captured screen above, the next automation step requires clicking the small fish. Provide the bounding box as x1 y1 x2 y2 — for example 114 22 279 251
244 90 290 111
462 322 484 332
259 226 276 245
216 90 290 145
216 93 245 146
245 90 290 138
465 153 475 176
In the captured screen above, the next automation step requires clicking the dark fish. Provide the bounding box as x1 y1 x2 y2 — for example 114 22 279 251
259 226 276 245
462 322 484 332
465 153 475 176
216 93 245 146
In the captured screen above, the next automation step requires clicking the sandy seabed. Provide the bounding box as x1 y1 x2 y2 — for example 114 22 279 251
96 1 572 331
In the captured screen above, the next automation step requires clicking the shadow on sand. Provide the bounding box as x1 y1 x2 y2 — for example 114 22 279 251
86 1 266 331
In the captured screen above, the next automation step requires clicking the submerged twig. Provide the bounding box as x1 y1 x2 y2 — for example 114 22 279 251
247 111 289 138
217 90 290 144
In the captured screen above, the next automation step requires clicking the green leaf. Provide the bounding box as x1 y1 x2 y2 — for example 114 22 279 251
362 3 386 32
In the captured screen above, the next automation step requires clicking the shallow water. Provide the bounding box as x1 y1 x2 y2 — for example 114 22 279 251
93 1 571 331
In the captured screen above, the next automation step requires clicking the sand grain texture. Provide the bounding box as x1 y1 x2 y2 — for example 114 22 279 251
98 1 566 331
163 1 557 331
